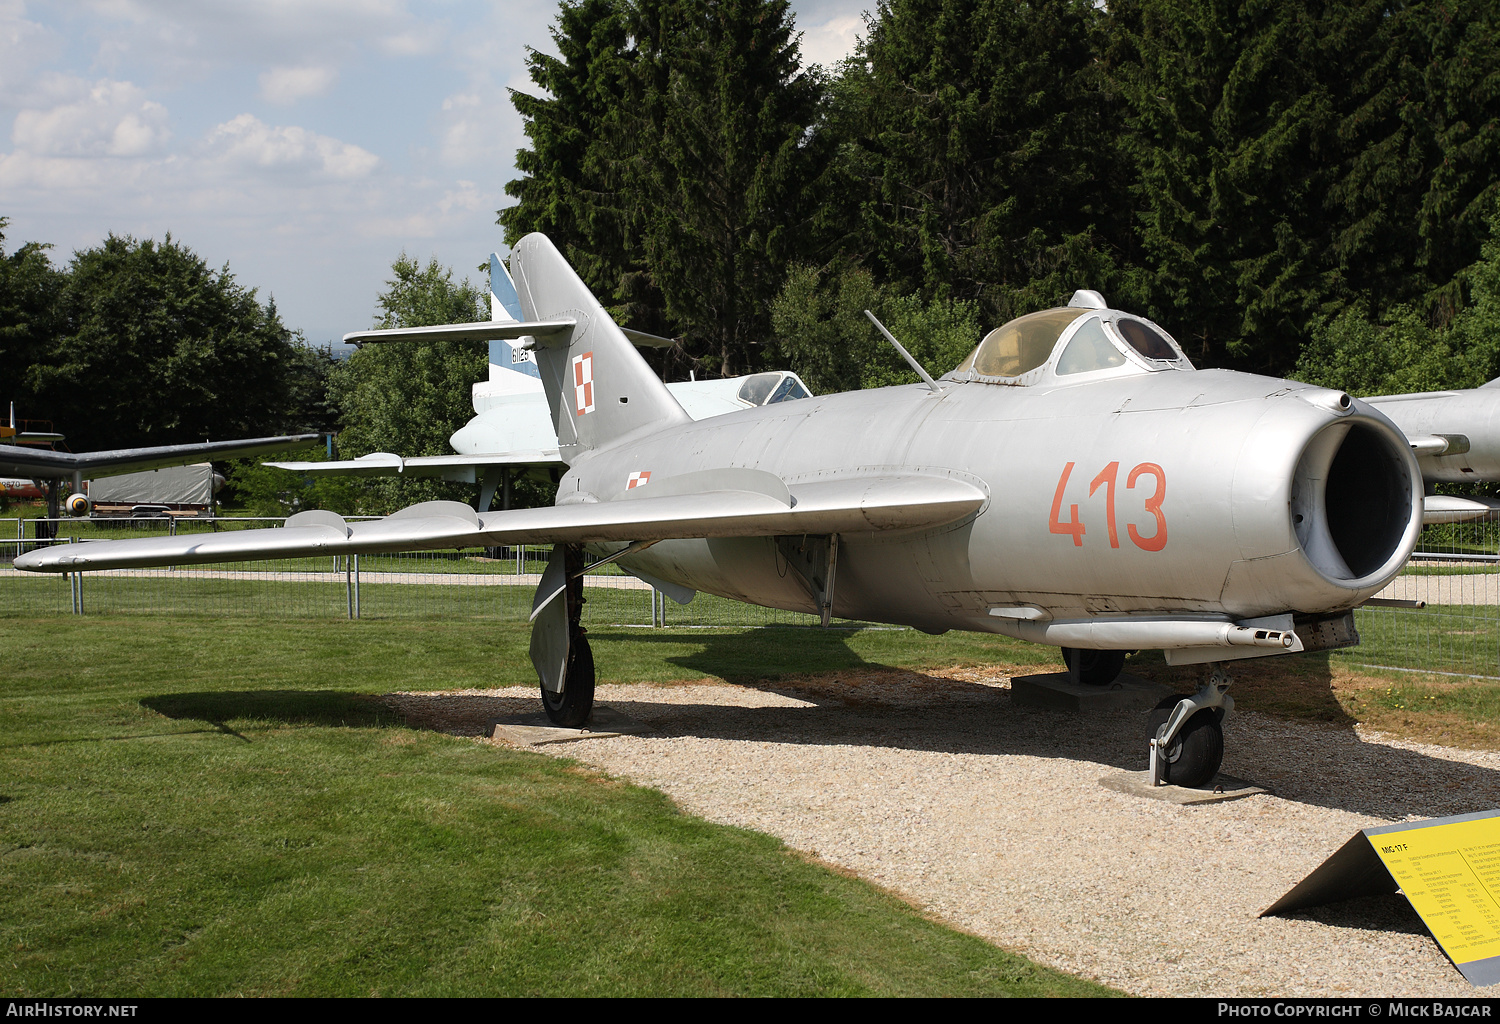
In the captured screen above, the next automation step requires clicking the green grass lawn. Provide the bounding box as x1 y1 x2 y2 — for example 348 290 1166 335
0 616 1105 997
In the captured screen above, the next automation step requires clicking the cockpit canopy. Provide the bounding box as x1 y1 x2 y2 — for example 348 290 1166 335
945 298 1193 386
736 371 810 406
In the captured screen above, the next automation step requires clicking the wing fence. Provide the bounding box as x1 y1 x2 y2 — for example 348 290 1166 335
5 515 1500 676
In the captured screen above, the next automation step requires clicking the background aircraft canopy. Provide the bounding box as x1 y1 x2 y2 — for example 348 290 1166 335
735 371 810 407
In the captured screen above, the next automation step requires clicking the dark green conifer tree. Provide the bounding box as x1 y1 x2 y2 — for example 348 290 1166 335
500 0 639 312
837 0 1128 324
1112 0 1350 373
502 0 827 377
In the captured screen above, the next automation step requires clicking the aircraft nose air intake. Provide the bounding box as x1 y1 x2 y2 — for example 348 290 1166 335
1292 416 1421 585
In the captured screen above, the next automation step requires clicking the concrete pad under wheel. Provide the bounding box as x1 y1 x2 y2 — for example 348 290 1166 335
490 705 653 746
1099 771 1268 805
1009 671 1171 711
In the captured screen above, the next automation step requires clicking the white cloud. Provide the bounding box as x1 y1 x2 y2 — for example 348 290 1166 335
200 113 379 179
0 0 58 100
74 0 434 79
798 13 865 69
259 65 338 105
11 78 170 157
435 90 521 167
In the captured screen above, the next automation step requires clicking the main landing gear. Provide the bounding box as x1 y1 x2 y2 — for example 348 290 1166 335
543 631 595 727
1147 663 1232 788
530 545 596 728
1060 647 1127 687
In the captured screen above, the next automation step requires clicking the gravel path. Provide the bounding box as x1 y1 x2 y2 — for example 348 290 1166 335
385 668 1500 997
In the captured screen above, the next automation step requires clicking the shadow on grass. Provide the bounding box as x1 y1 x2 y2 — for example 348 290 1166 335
142 690 407 732
607 623 999 684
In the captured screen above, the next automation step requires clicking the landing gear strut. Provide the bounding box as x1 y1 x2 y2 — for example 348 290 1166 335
1147 663 1232 788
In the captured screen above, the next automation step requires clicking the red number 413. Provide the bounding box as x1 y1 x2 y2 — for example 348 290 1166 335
1048 461 1167 552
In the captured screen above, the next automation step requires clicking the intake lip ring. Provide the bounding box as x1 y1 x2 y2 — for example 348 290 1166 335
1291 413 1422 589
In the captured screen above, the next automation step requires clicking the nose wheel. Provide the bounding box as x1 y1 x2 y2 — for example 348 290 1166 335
1147 664 1232 787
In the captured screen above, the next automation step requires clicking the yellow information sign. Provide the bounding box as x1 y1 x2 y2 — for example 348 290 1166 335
1264 809 1500 986
1370 814 1500 978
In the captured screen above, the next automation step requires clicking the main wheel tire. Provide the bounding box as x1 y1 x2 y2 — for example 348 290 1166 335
1147 695 1224 788
541 635 595 727
1061 647 1127 686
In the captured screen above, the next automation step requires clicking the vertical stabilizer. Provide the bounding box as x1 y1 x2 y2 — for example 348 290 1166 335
509 233 689 461
485 252 540 388
490 252 523 322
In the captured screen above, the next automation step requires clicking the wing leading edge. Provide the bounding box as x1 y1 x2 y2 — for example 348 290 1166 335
13 474 987 573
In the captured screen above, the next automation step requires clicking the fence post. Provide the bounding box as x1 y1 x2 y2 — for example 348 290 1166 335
346 555 354 619
68 539 82 614
353 553 361 619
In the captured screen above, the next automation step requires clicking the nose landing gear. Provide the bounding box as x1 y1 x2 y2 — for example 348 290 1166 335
1147 663 1233 788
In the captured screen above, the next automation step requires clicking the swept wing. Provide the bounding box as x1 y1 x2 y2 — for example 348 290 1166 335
0 433 321 481
13 472 987 573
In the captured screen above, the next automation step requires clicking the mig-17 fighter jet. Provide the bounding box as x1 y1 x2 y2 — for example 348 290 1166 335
15 234 1425 787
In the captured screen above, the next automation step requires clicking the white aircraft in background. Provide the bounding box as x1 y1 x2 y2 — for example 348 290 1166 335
268 253 813 510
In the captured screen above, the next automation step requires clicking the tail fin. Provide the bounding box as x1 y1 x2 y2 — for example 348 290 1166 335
509 233 689 461
484 252 541 390
489 252 524 322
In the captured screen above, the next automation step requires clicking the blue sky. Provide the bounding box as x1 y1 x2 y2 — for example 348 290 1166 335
0 0 869 348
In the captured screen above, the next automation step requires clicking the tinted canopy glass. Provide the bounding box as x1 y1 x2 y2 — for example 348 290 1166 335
960 308 1088 378
1115 317 1180 361
1055 316 1127 375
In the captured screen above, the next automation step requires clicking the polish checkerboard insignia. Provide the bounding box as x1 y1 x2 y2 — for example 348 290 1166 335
626 471 651 490
572 351 595 415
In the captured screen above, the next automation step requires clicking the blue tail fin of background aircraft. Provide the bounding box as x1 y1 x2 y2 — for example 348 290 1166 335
488 251 540 382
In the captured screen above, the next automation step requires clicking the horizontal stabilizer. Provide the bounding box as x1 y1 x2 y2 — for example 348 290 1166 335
14 474 987 573
267 450 561 477
342 320 672 349
344 320 574 346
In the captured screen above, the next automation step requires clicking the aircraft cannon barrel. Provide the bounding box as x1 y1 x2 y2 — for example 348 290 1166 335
993 617 1297 651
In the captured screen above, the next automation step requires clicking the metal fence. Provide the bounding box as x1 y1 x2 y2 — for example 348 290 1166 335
0 517 846 629
1343 520 1500 679
5 515 1500 677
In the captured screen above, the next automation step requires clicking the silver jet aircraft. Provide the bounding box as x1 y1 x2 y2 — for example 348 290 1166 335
15 234 1426 787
